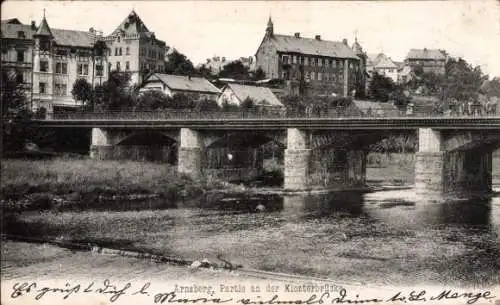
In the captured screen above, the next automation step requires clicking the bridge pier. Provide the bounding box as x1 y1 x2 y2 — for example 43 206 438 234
415 128 492 195
347 150 367 186
178 128 204 179
284 128 311 190
90 128 114 160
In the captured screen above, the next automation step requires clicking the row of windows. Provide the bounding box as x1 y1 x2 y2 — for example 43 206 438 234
282 70 345 82
39 60 103 76
38 82 66 95
281 54 355 69
139 48 163 60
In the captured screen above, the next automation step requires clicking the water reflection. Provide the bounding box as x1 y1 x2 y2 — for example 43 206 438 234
282 192 364 218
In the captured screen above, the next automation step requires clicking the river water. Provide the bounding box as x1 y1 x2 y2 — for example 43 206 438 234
185 187 500 286
6 186 500 287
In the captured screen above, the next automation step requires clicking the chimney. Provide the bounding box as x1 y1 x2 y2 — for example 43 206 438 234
342 38 348 45
315 35 321 41
31 21 36 30
294 32 300 38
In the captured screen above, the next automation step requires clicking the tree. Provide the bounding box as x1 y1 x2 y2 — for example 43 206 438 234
94 71 133 110
368 72 395 102
441 57 486 101
134 90 170 110
71 78 94 109
252 67 266 81
164 49 196 76
218 60 250 80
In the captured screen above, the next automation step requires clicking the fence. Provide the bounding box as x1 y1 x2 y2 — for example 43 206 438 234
45 105 500 121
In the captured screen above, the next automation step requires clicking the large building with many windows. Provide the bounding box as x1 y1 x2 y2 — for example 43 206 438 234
255 17 365 97
405 48 447 75
1 14 109 114
104 10 169 85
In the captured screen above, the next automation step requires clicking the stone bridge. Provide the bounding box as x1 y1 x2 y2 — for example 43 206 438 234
33 115 500 195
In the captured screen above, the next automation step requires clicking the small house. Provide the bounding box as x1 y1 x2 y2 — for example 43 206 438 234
141 73 221 101
218 83 284 109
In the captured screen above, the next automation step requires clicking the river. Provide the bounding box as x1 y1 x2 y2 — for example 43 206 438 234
5 187 500 287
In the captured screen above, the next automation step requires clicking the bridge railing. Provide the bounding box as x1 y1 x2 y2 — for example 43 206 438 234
46 105 499 120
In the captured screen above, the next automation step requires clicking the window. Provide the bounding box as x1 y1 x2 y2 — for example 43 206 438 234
311 58 316 67
119 48 122 56
77 63 89 75
281 55 289 64
318 72 322 81
55 62 68 74
304 71 310 80
292 55 297 64
324 73 329 81
17 31 25 38
54 84 67 96
125 61 130 71
40 60 49 72
116 61 121 71
126 47 130 55
16 50 24 62
299 56 304 65
311 72 316 80
318 58 323 67
339 60 344 68
117 36 120 43
304 57 309 66
332 60 336 68
115 48 118 56
324 59 329 68
39 82 46 94
96 64 103 76
16 73 23 84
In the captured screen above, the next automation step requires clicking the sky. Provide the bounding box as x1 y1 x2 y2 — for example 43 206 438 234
2 0 500 78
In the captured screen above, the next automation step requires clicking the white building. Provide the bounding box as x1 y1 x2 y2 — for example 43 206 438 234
366 53 399 83
218 83 284 108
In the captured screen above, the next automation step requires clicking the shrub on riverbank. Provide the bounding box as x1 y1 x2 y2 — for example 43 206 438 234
1 158 204 210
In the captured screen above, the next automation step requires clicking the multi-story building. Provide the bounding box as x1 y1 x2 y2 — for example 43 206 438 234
31 14 109 114
255 17 364 97
104 10 168 85
2 14 109 114
1 18 37 106
405 48 447 75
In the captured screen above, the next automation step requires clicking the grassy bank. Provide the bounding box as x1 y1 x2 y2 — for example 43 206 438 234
1 158 207 210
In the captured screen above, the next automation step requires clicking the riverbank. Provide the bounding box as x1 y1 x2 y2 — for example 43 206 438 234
1 158 211 210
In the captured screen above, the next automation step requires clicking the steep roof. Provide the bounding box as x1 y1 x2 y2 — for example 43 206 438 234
147 74 221 94
35 17 53 37
52 28 96 47
226 83 284 107
406 49 446 60
111 10 151 36
1 23 35 39
268 34 359 60
479 79 500 98
1 18 99 47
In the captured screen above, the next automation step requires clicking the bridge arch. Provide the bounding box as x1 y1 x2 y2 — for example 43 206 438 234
115 131 179 146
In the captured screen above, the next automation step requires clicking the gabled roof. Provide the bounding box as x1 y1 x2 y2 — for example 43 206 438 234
111 10 151 36
1 23 35 39
147 74 221 94
225 83 284 107
1 18 22 24
406 49 446 61
367 53 397 69
268 34 359 60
